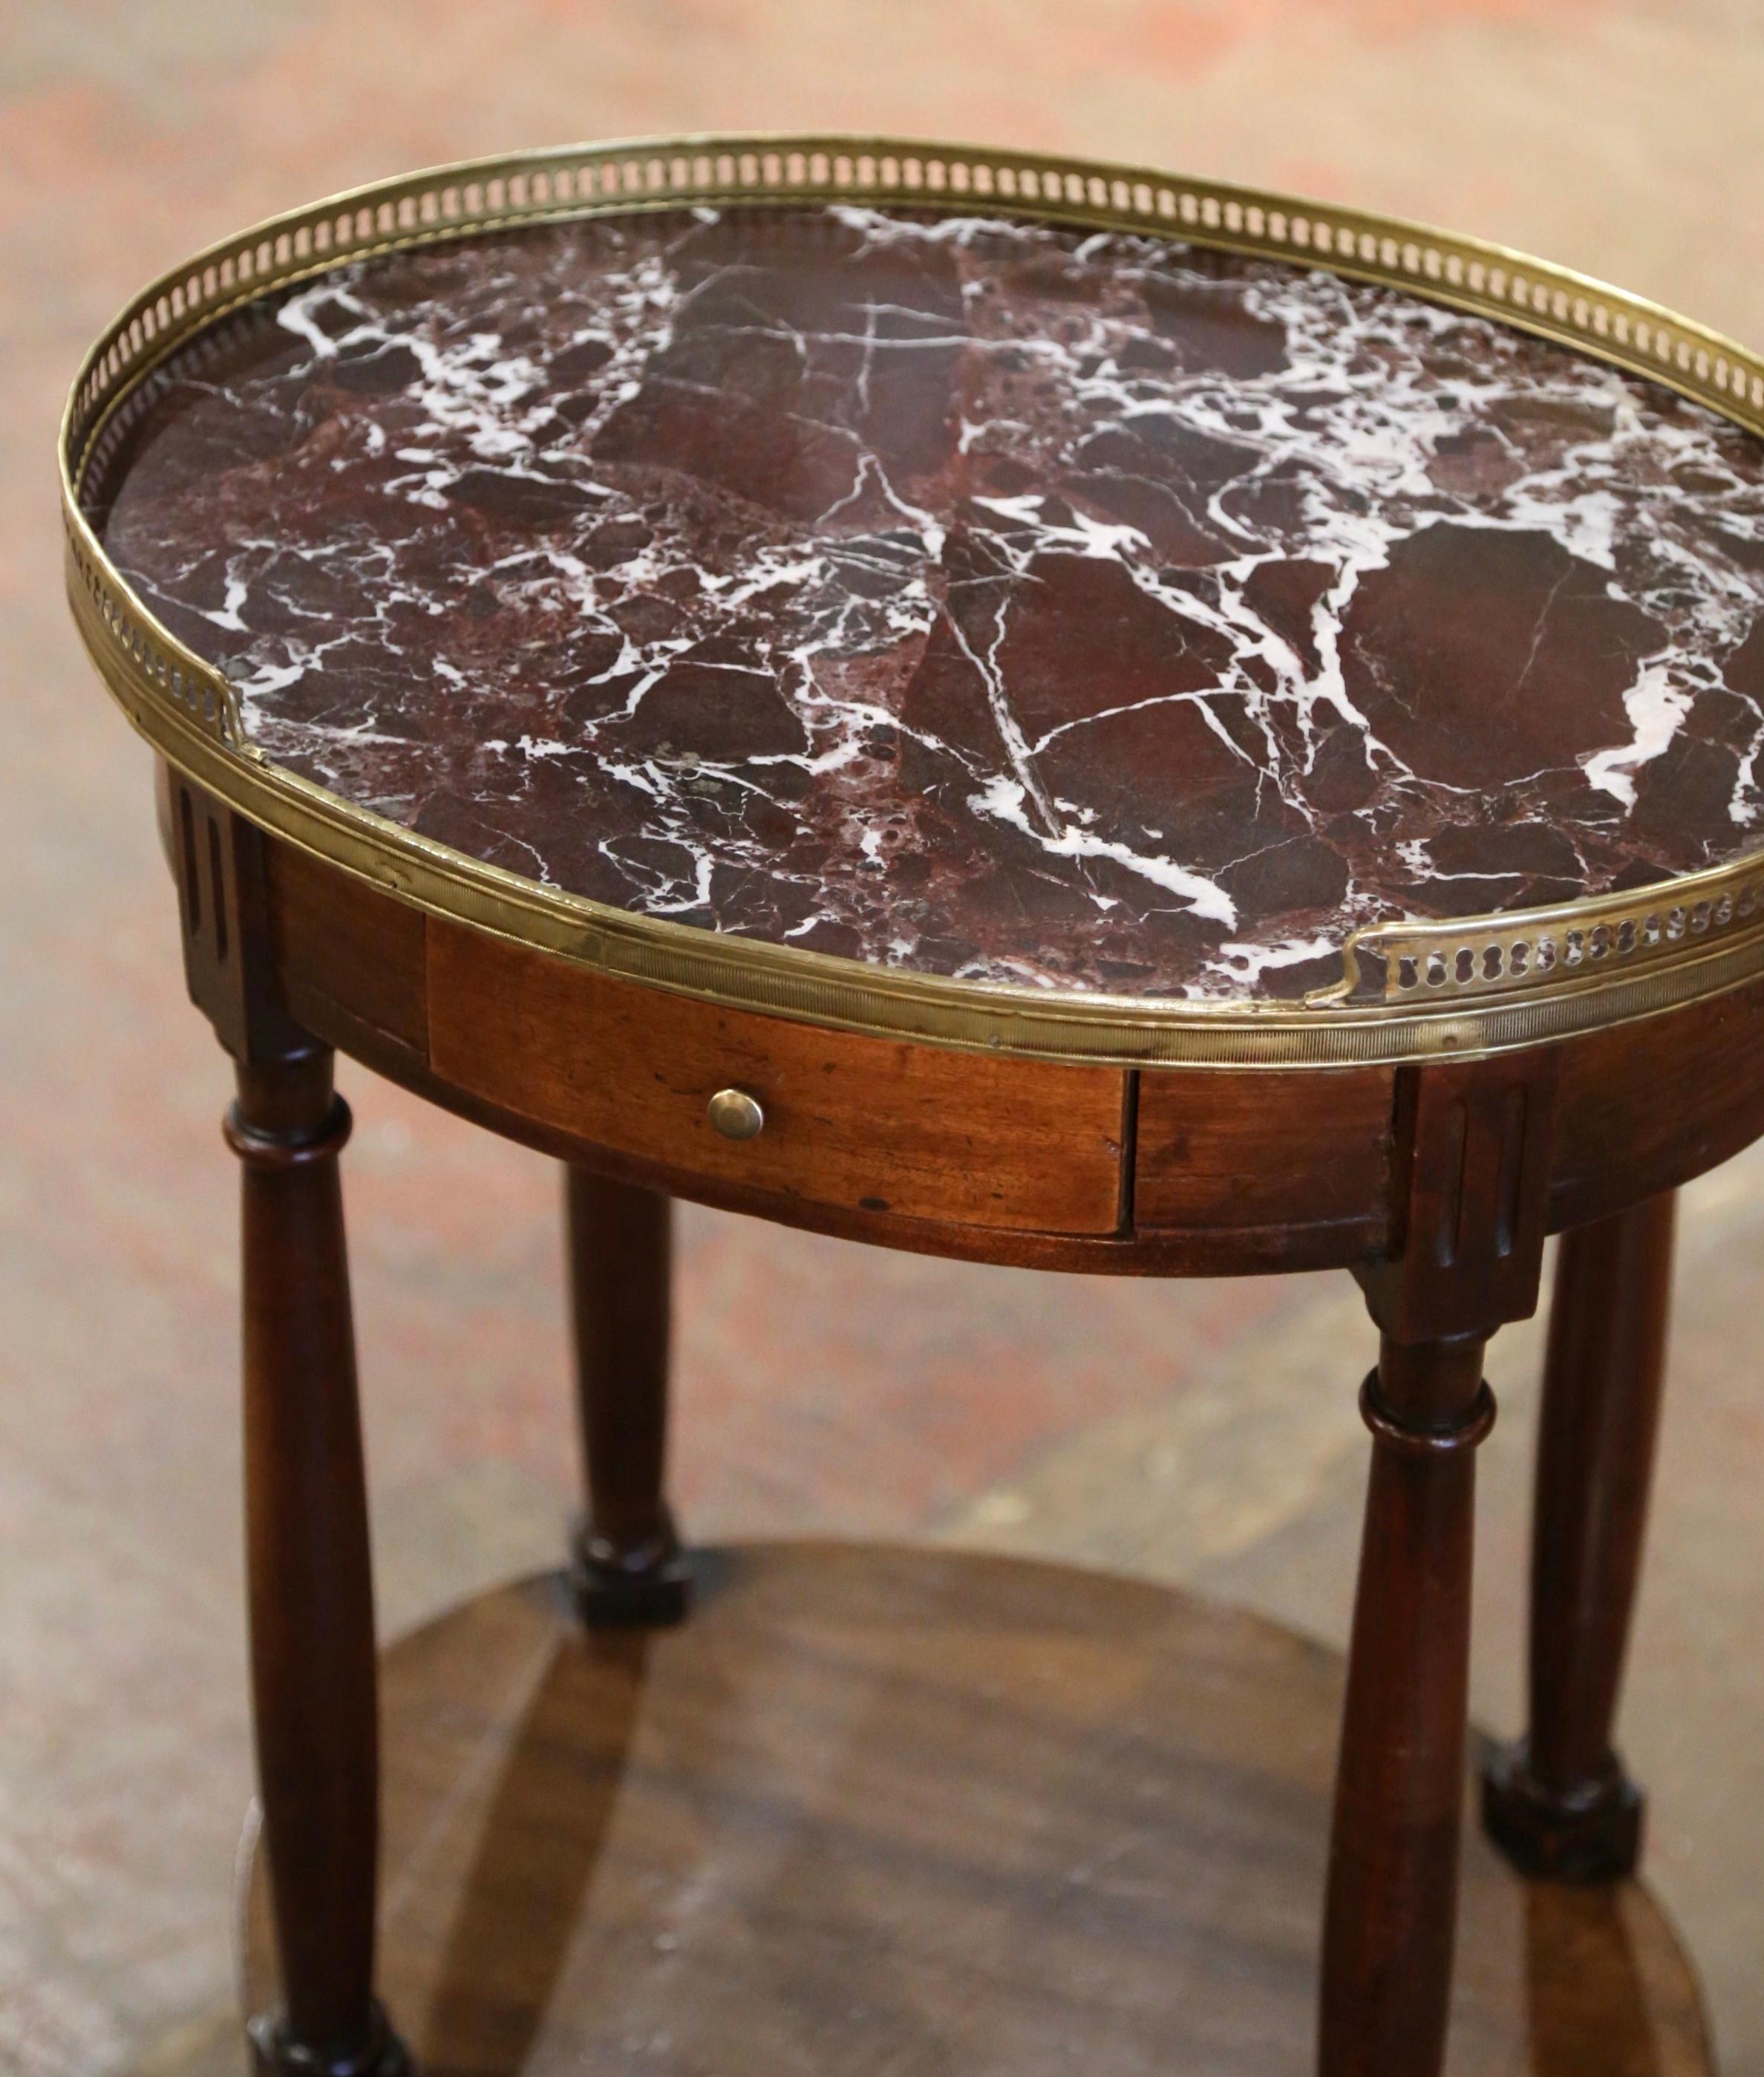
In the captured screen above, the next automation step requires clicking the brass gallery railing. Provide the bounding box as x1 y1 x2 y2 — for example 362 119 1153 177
59 134 1764 1067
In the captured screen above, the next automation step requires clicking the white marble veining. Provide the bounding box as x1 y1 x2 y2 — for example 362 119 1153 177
99 205 1764 999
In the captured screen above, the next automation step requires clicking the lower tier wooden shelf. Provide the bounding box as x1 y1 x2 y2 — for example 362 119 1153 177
238 1542 1710 2076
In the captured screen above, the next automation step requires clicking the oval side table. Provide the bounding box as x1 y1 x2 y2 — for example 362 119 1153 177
62 137 1764 2076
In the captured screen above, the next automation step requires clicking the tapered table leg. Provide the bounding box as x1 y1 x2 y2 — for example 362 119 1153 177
1484 1190 1675 1881
230 1049 406 2077
564 1167 690 1626
1320 1332 1496 2077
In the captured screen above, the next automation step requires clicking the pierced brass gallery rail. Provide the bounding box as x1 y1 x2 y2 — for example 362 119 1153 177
59 132 1764 1067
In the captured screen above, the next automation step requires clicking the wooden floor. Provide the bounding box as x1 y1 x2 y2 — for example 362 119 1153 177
237 1544 1711 2076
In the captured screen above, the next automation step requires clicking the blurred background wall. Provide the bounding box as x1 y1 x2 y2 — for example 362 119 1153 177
4 2 1763 2070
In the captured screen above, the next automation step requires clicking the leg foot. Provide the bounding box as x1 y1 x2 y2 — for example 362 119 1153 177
247 2000 411 2077
569 1507 692 1628
1482 1738 1643 1883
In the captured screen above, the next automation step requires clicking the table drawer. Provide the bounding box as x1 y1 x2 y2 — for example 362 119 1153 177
427 921 1129 1235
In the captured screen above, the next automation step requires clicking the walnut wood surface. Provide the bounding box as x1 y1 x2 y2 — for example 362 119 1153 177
231 1049 394 2076
1327 1056 1565 2077
564 1167 690 1625
1529 1197 1673 1804
1322 1336 1494 2077
172 781 307 1066
255 835 1764 1276
1485 1193 1676 1883
269 840 428 1059
1550 982 1764 1224
1359 1052 1558 1345
239 1545 1712 2077
203 815 1730 2077
1131 1062 1394 1255
426 917 1131 1236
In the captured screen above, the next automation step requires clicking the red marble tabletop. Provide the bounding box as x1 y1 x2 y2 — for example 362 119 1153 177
91 206 1764 1002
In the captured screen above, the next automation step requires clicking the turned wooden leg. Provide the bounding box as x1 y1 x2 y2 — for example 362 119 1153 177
231 1049 406 2076
1319 1331 1496 2077
1337 1045 1556 2075
564 1167 690 1626
1484 1190 1675 1881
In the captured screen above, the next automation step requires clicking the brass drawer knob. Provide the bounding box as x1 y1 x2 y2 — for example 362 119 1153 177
708 1088 765 1141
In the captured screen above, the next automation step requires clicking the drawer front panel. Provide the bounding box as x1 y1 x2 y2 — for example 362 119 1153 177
428 922 1128 1235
